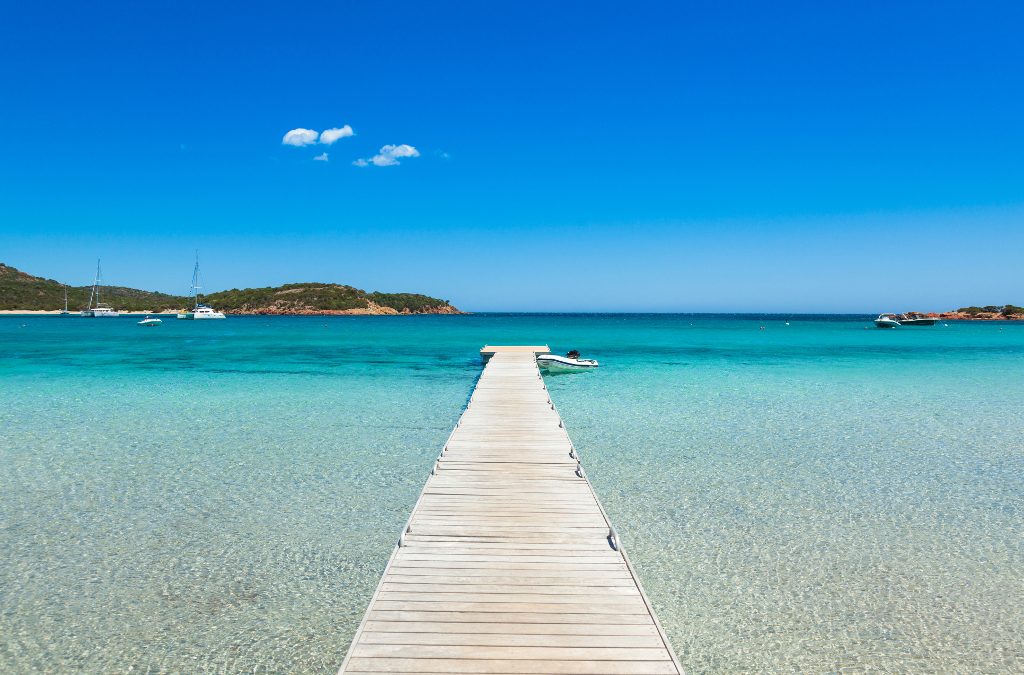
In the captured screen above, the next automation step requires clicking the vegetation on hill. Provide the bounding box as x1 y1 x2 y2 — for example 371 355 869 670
0 263 459 314
204 284 456 314
368 292 456 313
204 284 368 312
956 305 1024 317
0 263 182 311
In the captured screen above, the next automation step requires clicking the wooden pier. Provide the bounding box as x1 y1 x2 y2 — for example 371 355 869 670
339 347 682 674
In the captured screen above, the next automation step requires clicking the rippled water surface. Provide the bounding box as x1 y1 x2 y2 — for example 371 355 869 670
1 314 1021 673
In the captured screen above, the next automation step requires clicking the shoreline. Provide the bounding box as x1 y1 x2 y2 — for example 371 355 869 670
0 308 466 316
0 310 172 316
932 313 1024 321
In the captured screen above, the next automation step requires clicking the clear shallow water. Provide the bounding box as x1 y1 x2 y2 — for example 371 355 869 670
1 314 1021 673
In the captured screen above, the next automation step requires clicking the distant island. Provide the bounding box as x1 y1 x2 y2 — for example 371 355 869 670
0 263 462 315
921 306 1023 321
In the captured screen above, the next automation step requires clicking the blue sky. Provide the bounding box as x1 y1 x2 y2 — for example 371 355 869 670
2 1 1022 311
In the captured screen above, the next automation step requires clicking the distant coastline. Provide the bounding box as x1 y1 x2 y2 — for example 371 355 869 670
1 263 463 315
215 303 464 316
0 308 466 316
917 306 1024 321
4 309 1021 319
936 313 1023 321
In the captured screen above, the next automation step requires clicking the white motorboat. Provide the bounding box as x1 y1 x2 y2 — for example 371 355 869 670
177 252 226 320
874 314 900 328
138 316 162 326
81 259 120 317
537 350 599 372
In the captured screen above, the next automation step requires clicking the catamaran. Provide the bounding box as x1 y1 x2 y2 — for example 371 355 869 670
177 252 226 320
80 259 120 317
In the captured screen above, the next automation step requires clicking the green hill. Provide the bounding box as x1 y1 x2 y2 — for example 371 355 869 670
203 284 459 314
0 263 183 311
0 263 460 314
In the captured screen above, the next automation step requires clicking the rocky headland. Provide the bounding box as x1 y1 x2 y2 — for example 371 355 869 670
927 305 1023 321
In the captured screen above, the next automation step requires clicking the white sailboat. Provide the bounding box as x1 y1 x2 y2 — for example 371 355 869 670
177 252 226 320
59 285 71 315
80 259 120 317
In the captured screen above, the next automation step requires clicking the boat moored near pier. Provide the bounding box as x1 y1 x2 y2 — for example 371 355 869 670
537 349 599 371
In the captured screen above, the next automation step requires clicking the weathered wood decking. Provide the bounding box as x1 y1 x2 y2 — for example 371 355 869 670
339 348 681 674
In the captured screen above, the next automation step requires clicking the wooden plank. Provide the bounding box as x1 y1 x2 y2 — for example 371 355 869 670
357 632 665 648
480 345 550 355
408 517 611 531
398 539 613 548
393 554 622 563
379 583 638 595
364 610 656 626
375 591 646 605
337 350 681 675
361 621 660 636
386 560 628 571
399 542 617 553
345 658 678 674
384 573 636 585
350 645 673 660
370 600 648 614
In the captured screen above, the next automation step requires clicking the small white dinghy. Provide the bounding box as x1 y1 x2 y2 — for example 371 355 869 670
537 350 599 372
138 316 162 326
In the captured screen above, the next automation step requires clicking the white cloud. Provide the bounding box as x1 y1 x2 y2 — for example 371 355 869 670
282 128 319 146
313 152 329 162
319 125 354 144
353 143 421 167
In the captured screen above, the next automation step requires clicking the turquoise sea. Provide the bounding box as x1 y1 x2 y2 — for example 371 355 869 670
1 314 1022 673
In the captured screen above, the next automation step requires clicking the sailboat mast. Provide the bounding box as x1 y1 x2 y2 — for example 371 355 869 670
191 250 202 308
87 259 99 310
63 285 68 312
